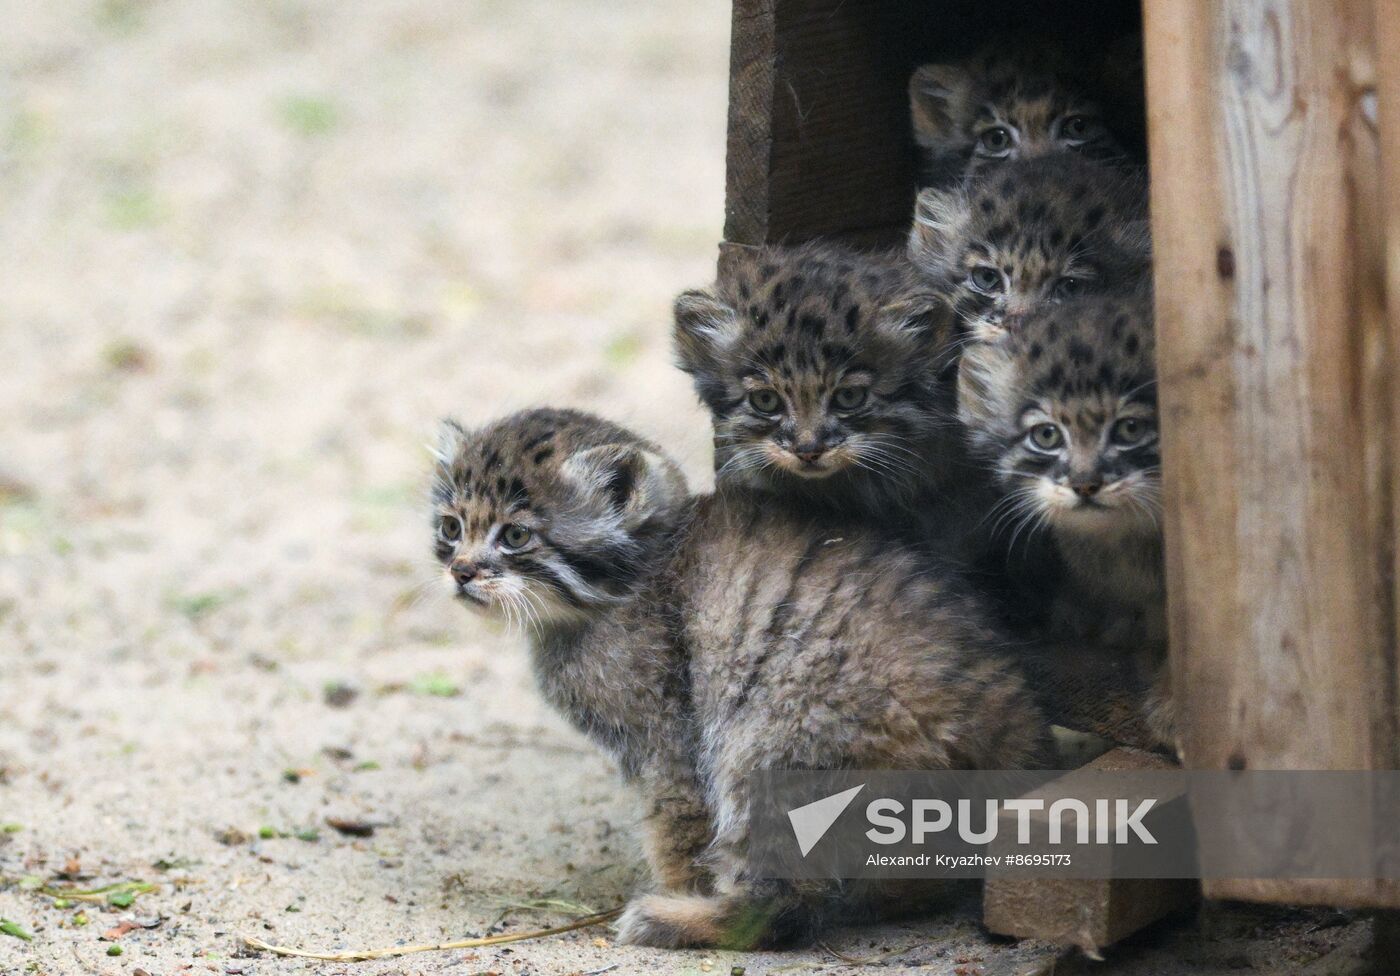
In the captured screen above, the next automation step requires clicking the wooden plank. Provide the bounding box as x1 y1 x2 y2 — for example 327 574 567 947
722 0 920 250
1144 0 1400 907
1377 0 1400 782
983 748 1199 952
723 0 778 248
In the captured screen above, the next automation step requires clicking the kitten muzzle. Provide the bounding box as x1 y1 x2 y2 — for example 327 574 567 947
778 451 839 478
450 560 483 587
764 441 835 478
451 560 501 605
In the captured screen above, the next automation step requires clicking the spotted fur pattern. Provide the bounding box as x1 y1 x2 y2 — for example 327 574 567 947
434 410 1050 948
431 408 688 626
674 243 979 531
958 293 1171 746
909 43 1139 188
910 154 1150 346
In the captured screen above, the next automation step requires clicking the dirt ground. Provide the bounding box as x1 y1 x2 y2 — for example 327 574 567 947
0 2 1386 974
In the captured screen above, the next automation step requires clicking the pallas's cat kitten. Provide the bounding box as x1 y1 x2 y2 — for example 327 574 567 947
433 408 1048 948
909 42 1140 187
908 154 1150 347
957 292 1172 745
673 243 989 546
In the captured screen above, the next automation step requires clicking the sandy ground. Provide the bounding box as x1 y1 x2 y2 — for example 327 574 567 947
0 2 1385 974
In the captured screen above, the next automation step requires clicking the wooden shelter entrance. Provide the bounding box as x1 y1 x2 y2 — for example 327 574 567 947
722 0 1400 946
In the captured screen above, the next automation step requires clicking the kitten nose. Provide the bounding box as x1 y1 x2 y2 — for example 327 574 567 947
793 442 826 463
451 561 481 586
1071 479 1103 499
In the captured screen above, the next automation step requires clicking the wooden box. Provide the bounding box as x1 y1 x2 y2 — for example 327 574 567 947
721 0 1400 915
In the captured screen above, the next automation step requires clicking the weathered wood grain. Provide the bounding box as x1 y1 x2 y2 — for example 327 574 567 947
1377 0 1400 792
723 0 920 249
723 0 778 248
1144 0 1400 907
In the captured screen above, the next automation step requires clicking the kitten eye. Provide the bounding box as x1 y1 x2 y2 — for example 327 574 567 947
440 514 462 541
1053 276 1082 300
748 388 783 415
977 126 1014 156
832 386 867 411
1027 423 1065 451
500 524 533 550
1111 416 1154 447
1059 114 1092 143
969 267 1005 294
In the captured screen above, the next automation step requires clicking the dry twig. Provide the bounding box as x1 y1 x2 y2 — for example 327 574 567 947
242 908 622 962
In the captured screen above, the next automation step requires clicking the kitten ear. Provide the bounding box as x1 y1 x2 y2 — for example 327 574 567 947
908 186 969 279
563 443 688 531
875 292 958 355
909 63 973 150
433 418 468 466
672 288 739 375
956 342 1017 439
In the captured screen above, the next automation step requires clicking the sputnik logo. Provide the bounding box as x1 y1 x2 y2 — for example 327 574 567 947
786 784 865 857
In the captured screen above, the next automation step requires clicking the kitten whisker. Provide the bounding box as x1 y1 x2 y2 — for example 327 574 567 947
399 574 451 612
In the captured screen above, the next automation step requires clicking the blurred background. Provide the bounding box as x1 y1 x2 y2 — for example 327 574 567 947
0 1 728 971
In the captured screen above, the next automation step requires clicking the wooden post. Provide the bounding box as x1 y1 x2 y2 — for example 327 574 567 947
1144 0 1400 907
1378 0 1400 780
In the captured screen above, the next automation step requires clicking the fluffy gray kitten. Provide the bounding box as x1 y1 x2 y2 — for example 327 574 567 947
432 408 1049 948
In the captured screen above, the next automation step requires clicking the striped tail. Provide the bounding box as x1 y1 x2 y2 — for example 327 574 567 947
614 890 820 950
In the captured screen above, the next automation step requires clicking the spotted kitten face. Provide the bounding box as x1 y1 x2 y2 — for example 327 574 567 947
431 409 686 628
674 245 953 497
959 294 1159 535
909 48 1130 186
909 155 1149 345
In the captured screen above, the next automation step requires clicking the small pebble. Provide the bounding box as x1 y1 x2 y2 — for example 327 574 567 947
323 682 359 708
